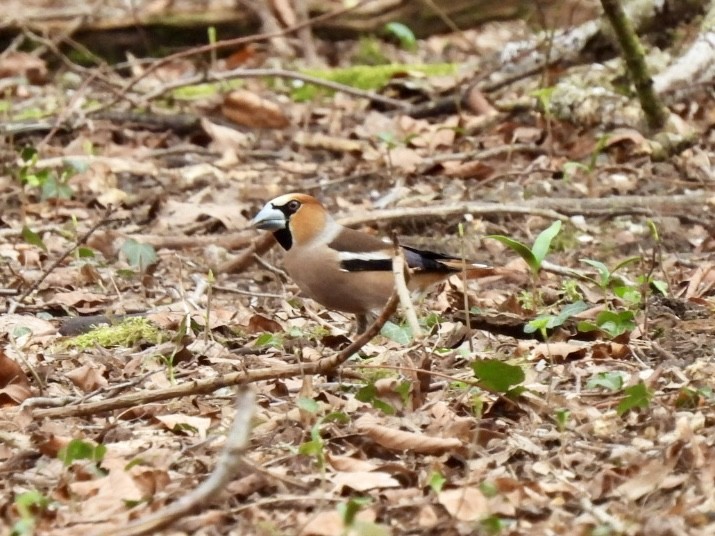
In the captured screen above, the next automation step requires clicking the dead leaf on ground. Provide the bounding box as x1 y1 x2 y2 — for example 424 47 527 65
355 414 462 454
222 89 291 129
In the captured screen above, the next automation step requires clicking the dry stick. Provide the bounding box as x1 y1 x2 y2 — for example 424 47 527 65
106 386 256 536
101 0 378 110
32 291 399 420
391 234 423 339
8 206 115 313
140 67 406 110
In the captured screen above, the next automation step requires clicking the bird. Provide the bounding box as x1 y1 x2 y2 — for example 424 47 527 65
251 193 493 333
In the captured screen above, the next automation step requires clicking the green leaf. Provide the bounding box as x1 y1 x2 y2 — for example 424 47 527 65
77 247 95 258
338 497 372 526
479 481 498 498
485 235 538 273
58 439 107 466
322 411 350 424
471 359 525 393
384 22 416 50
611 255 641 274
651 279 668 295
21 226 47 252
617 382 652 416
613 285 641 306
586 372 624 391
356 384 395 415
298 439 322 457
595 310 636 338
380 321 412 344
427 471 446 494
555 408 570 431
297 397 320 414
254 332 283 348
121 239 157 271
20 147 38 163
14 490 49 519
580 258 611 287
531 220 562 266
41 176 73 200
524 300 588 334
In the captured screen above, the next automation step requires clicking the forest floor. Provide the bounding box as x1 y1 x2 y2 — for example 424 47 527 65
0 13 714 536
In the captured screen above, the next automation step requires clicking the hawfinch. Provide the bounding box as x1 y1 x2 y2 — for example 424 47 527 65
251 193 490 332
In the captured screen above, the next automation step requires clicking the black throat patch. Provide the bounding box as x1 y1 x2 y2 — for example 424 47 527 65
273 228 293 250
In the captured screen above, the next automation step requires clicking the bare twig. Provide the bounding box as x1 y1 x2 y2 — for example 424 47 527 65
106 386 256 536
140 67 407 110
101 0 378 110
391 234 422 339
8 206 115 312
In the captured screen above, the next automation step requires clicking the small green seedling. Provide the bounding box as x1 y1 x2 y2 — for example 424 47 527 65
577 310 636 339
58 438 107 466
580 256 640 289
471 359 525 397
384 22 417 51
487 221 562 276
525 300 589 340
298 399 349 471
617 382 652 416
586 372 625 391
121 239 158 272
12 490 50 536
555 408 570 433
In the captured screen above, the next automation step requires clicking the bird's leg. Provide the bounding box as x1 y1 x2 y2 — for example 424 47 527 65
355 314 368 335
355 313 378 334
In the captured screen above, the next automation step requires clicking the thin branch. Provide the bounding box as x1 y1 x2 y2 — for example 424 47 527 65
100 0 379 111
31 291 398 420
140 67 407 110
391 234 422 339
8 206 115 313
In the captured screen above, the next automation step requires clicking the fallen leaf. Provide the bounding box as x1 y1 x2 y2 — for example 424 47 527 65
355 414 461 454
438 487 489 521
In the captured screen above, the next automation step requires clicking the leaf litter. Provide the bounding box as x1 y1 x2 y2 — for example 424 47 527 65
0 9 714 536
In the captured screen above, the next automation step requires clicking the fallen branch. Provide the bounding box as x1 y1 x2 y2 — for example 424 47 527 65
32 291 399 420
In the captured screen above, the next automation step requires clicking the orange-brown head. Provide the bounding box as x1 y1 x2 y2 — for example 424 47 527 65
251 193 335 250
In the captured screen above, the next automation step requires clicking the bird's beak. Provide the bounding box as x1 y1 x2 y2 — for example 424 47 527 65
251 203 287 231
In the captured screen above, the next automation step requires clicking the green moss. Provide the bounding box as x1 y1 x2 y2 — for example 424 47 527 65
61 317 164 350
293 63 456 101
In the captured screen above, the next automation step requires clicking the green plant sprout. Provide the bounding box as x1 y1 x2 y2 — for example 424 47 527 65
525 300 589 340
471 359 525 398
12 490 50 536
297 398 349 471
487 220 562 277
384 22 417 51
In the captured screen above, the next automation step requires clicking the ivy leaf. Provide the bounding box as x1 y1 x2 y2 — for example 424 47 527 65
121 239 157 271
21 226 47 252
380 321 412 344
586 371 624 391
471 359 525 393
58 439 107 466
617 382 652 416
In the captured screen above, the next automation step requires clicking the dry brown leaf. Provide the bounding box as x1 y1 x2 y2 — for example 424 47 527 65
441 160 495 180
332 470 401 492
300 508 377 536
222 89 291 129
326 453 380 472
65 364 108 393
355 414 461 454
530 342 587 362
0 51 47 83
614 459 676 501
293 132 364 153
248 314 283 334
438 488 489 521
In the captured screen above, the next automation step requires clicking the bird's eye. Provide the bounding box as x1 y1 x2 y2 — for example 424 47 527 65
286 200 301 213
